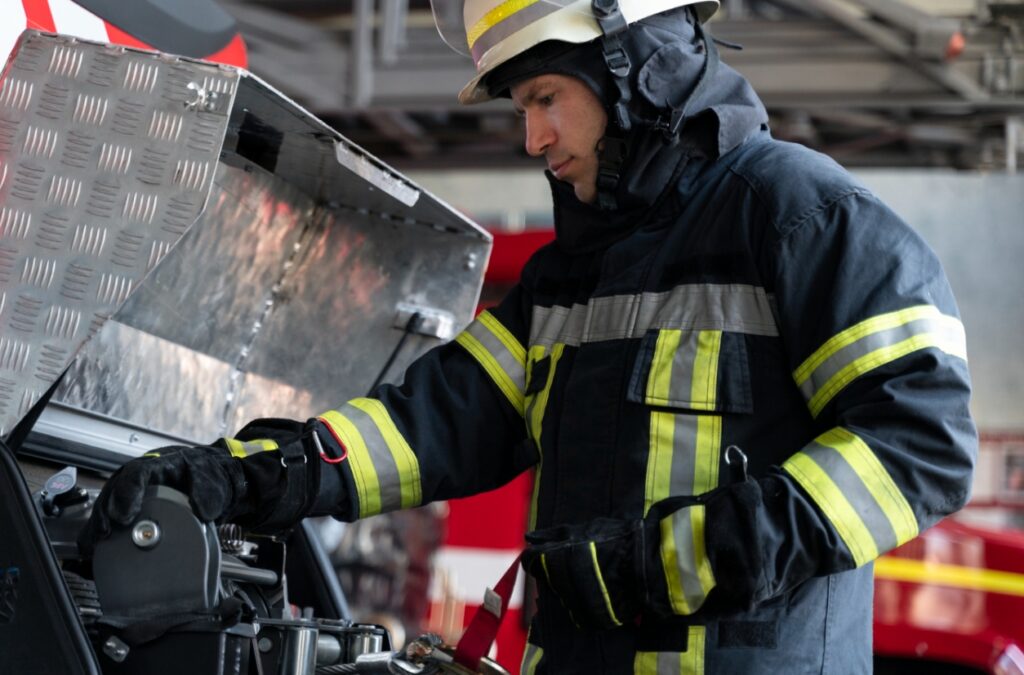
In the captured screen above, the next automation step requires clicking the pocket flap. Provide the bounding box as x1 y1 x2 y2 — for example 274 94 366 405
628 329 752 414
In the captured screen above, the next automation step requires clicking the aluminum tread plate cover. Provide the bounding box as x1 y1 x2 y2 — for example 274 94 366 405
0 31 235 435
0 31 491 451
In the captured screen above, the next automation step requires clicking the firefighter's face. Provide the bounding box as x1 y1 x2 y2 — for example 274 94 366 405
511 74 608 204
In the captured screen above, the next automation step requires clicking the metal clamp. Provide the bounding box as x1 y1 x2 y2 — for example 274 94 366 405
724 445 748 483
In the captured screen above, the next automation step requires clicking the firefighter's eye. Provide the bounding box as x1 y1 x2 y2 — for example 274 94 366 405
539 94 554 106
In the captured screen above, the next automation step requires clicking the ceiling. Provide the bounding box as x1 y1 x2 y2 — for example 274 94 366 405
220 0 1024 171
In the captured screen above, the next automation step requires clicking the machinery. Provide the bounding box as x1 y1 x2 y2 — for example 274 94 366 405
0 30 505 675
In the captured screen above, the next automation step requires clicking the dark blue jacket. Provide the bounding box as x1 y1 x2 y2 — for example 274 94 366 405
321 130 976 674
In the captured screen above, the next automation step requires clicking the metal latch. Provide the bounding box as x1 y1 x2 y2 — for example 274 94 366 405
394 303 456 340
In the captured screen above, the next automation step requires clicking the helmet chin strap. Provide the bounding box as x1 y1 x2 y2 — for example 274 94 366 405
592 0 631 211
590 2 719 211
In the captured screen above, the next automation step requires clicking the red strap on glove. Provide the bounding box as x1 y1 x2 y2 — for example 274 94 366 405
453 553 522 670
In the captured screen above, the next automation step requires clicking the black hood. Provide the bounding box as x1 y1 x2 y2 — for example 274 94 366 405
487 8 768 254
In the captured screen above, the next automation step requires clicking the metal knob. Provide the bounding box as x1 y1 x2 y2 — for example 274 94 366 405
131 520 161 549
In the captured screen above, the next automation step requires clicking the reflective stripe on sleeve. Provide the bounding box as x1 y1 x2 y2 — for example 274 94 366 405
794 305 967 417
659 505 715 615
223 438 279 458
634 626 706 674
782 427 919 567
530 284 778 348
520 640 543 675
455 310 526 416
320 401 422 518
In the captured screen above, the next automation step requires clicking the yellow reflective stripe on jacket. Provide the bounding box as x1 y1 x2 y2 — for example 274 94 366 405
644 330 722 515
783 427 918 567
644 329 722 409
588 541 623 627
320 402 422 518
520 640 543 675
634 626 706 674
659 505 715 615
689 331 721 411
794 305 967 417
525 343 564 531
455 310 526 416
646 330 683 403
223 438 279 458
645 412 722 516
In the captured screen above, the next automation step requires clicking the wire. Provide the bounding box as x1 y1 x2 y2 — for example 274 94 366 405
367 312 422 395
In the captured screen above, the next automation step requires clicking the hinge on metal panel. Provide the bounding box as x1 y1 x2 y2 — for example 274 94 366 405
184 81 233 115
394 303 455 340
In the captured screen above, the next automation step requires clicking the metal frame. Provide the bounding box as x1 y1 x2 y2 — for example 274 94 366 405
222 0 1024 170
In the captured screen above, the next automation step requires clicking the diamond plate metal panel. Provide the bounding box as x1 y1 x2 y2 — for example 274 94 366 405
1 31 490 452
0 31 237 434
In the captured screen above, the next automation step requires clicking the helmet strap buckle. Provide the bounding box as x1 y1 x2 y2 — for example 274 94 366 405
590 0 632 208
596 133 628 210
591 0 628 36
655 108 686 141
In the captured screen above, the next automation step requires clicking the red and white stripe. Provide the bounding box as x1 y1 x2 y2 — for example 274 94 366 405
2 0 246 69
428 472 533 670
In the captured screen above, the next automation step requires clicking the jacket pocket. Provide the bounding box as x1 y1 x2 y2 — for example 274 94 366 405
627 328 752 415
631 329 753 513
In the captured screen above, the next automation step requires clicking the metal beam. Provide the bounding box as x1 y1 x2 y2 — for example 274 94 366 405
364 110 439 157
767 0 991 101
352 0 375 107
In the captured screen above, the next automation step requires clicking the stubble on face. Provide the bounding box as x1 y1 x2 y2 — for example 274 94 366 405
510 74 608 204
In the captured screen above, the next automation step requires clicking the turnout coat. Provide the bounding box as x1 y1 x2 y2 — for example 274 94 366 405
319 129 976 674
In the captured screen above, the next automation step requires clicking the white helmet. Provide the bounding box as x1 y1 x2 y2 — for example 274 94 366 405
432 0 720 104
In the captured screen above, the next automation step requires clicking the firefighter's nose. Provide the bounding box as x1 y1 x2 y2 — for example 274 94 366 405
524 112 554 158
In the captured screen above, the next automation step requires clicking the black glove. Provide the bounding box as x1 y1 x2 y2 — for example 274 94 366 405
523 517 643 630
521 495 721 631
79 418 339 554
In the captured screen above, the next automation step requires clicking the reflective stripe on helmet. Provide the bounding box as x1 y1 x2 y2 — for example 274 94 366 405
468 0 571 62
453 0 720 104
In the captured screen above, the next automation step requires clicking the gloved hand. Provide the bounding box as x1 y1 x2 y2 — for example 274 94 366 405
521 495 720 631
78 418 342 554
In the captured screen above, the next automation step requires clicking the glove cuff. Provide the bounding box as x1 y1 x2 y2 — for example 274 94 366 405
228 420 323 534
641 499 717 618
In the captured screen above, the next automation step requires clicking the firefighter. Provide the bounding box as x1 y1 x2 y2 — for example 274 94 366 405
83 0 978 672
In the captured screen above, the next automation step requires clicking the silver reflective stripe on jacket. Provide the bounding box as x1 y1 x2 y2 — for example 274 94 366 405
530 284 778 348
